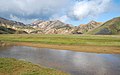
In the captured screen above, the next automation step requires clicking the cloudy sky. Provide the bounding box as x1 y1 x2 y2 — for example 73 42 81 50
0 0 120 25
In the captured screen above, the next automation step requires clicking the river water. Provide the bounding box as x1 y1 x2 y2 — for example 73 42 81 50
0 46 120 75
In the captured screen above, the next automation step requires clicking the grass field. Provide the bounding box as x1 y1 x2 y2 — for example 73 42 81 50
0 34 120 46
0 34 120 54
0 58 68 75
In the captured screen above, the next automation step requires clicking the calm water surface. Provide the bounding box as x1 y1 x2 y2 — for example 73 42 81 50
0 46 120 75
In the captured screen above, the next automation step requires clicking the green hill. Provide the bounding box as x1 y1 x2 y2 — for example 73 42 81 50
88 17 120 35
0 26 28 34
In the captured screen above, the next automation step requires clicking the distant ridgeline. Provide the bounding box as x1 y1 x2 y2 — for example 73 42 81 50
0 17 120 35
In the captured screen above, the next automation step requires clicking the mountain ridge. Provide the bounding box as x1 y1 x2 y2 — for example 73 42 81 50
0 16 119 35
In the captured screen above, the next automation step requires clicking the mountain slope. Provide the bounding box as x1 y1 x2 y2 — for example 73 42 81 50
74 20 103 34
1 16 120 35
0 26 16 34
31 20 75 34
0 17 28 34
0 26 28 34
0 17 25 27
88 17 120 35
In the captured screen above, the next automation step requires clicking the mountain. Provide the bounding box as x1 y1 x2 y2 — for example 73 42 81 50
0 17 34 34
88 17 120 35
0 16 120 35
0 17 25 27
0 26 28 34
0 17 76 34
0 26 16 34
74 20 103 34
31 20 75 34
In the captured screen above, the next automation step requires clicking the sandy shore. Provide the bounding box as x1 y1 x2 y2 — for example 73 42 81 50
12 42 120 54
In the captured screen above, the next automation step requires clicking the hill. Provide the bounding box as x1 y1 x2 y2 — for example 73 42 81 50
31 20 75 34
0 16 120 35
75 20 103 34
0 17 34 34
0 26 28 34
88 17 120 35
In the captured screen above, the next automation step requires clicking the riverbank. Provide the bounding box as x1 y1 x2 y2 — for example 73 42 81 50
0 58 68 75
14 42 120 54
0 34 120 54
0 41 13 47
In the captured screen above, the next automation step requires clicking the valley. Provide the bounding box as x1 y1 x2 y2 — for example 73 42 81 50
0 0 120 75
0 16 120 75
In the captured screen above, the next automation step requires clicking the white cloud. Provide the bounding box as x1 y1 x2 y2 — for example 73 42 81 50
50 15 70 23
10 14 38 24
0 0 113 24
0 0 70 20
69 0 112 20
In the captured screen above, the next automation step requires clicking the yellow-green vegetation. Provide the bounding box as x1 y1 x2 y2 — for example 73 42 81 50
0 34 120 54
0 34 120 47
88 17 120 35
0 58 68 75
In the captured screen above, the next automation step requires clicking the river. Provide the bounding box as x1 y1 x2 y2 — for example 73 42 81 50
0 46 120 75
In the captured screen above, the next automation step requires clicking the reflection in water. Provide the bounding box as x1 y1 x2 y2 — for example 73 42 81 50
0 46 120 75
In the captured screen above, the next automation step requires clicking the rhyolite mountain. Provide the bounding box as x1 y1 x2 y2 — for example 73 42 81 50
88 17 120 35
0 17 75 34
31 20 75 34
0 17 35 34
0 16 120 35
0 17 28 34
31 20 103 34
0 26 27 34
75 20 103 34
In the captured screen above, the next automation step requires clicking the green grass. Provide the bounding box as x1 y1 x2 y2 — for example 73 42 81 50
0 58 68 75
0 34 120 47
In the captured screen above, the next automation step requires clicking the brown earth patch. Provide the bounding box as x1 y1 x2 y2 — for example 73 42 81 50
13 42 120 54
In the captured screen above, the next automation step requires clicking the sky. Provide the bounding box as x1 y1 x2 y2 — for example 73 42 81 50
0 0 120 26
